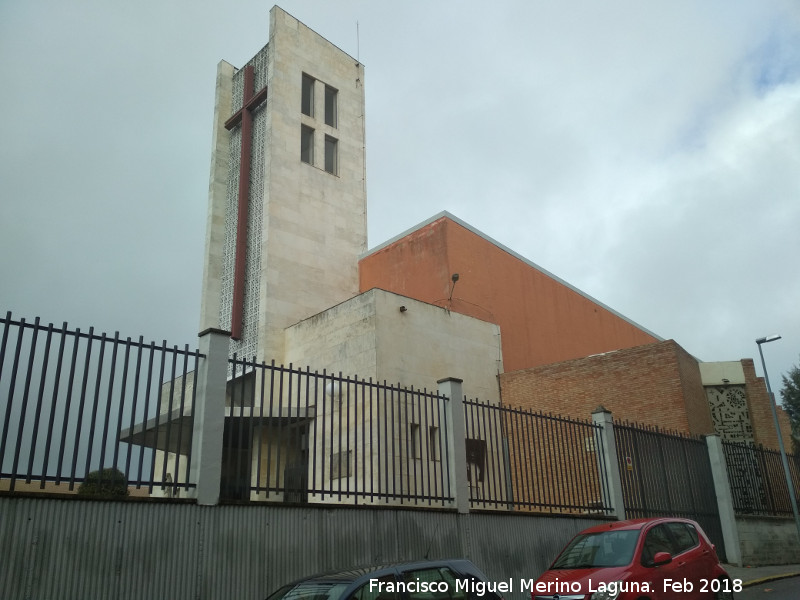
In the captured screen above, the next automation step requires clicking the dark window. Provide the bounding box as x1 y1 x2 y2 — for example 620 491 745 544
352 576 397 600
301 74 314 116
324 135 338 174
325 85 338 127
403 568 456 600
301 125 314 164
429 426 440 461
641 524 675 566
666 522 699 554
330 449 351 479
411 423 421 459
466 438 486 483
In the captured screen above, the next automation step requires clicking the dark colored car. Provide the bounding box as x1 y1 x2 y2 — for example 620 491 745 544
265 559 502 600
532 517 734 600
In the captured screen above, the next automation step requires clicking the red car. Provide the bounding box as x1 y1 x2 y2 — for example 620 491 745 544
532 517 735 600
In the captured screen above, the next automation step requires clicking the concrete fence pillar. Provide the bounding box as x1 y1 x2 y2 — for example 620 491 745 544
438 377 470 514
706 434 742 566
189 328 230 505
591 406 626 520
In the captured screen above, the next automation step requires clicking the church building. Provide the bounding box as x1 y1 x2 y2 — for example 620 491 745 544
130 6 791 502
199 6 501 404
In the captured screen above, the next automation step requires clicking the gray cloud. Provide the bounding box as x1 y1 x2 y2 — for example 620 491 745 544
1 0 798 392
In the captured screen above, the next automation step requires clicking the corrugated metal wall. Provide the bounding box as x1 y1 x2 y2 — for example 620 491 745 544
0 497 605 600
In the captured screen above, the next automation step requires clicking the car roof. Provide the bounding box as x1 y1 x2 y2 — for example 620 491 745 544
281 558 481 587
577 517 699 534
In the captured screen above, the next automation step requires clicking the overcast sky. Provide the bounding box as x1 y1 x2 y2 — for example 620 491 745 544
1 1 798 397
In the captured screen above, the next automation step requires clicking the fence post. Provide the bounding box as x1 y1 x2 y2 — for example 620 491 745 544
591 406 626 520
189 328 230 505
706 435 742 566
438 377 470 514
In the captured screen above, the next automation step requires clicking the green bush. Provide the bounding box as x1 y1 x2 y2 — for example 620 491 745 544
78 468 129 497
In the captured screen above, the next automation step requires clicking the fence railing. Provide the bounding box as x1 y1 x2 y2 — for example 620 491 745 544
223 355 454 506
614 421 719 520
2 313 619 514
0 312 201 496
613 421 727 561
464 400 612 515
723 439 800 517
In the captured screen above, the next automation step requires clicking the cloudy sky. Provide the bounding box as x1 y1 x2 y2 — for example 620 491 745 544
1 1 798 395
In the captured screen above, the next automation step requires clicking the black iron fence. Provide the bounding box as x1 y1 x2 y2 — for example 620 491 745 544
224 355 454 506
0 312 200 496
723 440 800 517
465 399 612 515
614 421 726 561
1 312 619 514
12 311 745 525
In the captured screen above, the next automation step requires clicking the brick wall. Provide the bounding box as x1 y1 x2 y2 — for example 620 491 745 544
500 340 714 435
677 349 716 434
742 359 794 451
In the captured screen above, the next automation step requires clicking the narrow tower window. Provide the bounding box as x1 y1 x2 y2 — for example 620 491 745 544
301 125 314 164
325 85 338 127
324 135 338 174
301 74 314 116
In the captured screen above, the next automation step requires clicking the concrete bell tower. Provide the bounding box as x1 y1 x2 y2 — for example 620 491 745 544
199 6 367 363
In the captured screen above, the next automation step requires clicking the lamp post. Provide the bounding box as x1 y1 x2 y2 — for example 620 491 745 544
756 335 800 543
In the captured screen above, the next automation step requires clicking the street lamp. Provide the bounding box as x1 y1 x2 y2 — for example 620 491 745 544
755 334 800 543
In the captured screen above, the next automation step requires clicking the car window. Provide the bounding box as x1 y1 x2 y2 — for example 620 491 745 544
685 523 699 546
351 575 397 600
665 522 699 554
551 530 639 568
641 524 675 566
402 567 459 600
401 567 500 600
268 582 350 600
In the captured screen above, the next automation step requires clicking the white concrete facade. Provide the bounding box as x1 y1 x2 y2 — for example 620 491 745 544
190 8 506 507
284 288 503 404
699 361 747 386
200 5 367 364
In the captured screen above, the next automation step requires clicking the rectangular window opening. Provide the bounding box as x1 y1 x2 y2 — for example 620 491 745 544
325 85 338 127
301 74 314 117
429 426 440 461
324 135 338 174
410 423 420 459
330 450 352 480
301 125 314 164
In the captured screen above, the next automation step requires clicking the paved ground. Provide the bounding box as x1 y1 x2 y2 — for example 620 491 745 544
736 576 799 600
723 563 800 587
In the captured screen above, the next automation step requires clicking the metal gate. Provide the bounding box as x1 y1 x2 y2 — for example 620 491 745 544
614 423 726 562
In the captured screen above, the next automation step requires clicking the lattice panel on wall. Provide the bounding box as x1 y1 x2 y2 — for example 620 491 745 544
706 385 754 443
220 43 271 370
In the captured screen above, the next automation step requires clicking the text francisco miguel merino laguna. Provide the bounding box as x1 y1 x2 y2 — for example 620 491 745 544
368 577 739 596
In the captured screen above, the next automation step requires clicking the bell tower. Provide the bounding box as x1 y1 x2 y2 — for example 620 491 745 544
199 6 367 362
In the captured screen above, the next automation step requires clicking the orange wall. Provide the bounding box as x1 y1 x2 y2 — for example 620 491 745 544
360 217 659 372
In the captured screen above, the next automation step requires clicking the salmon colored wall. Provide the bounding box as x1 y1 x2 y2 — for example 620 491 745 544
359 217 659 373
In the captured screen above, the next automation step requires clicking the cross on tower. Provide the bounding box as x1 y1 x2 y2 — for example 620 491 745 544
224 64 268 340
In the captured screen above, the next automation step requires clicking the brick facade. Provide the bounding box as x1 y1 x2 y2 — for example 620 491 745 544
499 340 715 435
742 359 794 451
